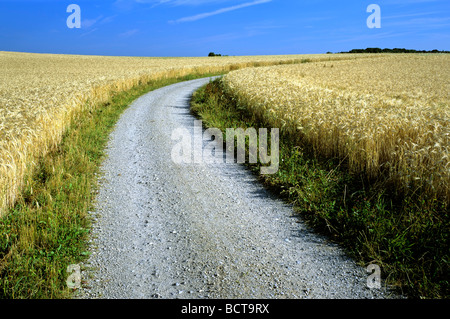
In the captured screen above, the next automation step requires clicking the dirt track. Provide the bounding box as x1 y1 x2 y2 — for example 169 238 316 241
76 77 398 299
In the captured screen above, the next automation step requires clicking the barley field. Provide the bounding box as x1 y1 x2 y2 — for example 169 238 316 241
222 54 450 203
0 51 361 216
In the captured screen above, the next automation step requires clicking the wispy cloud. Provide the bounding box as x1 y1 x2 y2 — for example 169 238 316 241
79 15 117 38
383 11 441 20
114 0 235 9
136 0 233 6
82 15 117 29
169 0 272 23
118 29 140 37
82 16 104 29
80 28 99 38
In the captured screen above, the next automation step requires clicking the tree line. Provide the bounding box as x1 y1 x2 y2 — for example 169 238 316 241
336 47 449 54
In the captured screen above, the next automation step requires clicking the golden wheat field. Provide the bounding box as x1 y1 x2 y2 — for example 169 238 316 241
222 54 450 202
1 51 361 216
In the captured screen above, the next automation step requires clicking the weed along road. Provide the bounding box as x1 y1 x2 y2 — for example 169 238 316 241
76 77 397 299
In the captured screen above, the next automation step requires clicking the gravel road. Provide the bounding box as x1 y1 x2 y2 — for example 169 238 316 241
75 77 399 299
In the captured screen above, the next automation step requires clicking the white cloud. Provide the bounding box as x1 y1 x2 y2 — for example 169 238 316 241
82 16 104 29
169 0 272 23
145 0 231 5
383 11 441 20
82 15 116 29
117 0 234 7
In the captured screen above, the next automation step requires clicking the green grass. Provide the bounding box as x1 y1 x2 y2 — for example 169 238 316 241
0 72 225 299
190 78 449 299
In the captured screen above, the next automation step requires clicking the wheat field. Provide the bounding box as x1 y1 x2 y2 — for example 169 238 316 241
222 54 450 202
2 52 446 216
1 51 362 216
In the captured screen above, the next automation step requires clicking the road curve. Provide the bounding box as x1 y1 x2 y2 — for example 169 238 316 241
76 77 397 299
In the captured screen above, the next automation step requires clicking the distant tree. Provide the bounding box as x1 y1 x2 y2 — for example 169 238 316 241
208 52 222 57
366 47 382 53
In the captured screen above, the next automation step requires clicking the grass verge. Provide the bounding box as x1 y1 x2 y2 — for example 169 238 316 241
190 78 449 299
0 72 224 299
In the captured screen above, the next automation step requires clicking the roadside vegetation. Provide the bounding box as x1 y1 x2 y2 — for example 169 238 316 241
190 75 449 299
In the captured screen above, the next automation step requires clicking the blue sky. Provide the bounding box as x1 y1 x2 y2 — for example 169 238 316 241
0 0 449 56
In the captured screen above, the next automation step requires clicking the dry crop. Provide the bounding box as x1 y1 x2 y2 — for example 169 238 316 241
222 54 450 203
0 51 359 216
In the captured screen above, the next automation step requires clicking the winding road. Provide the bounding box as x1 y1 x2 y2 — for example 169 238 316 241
76 77 397 299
